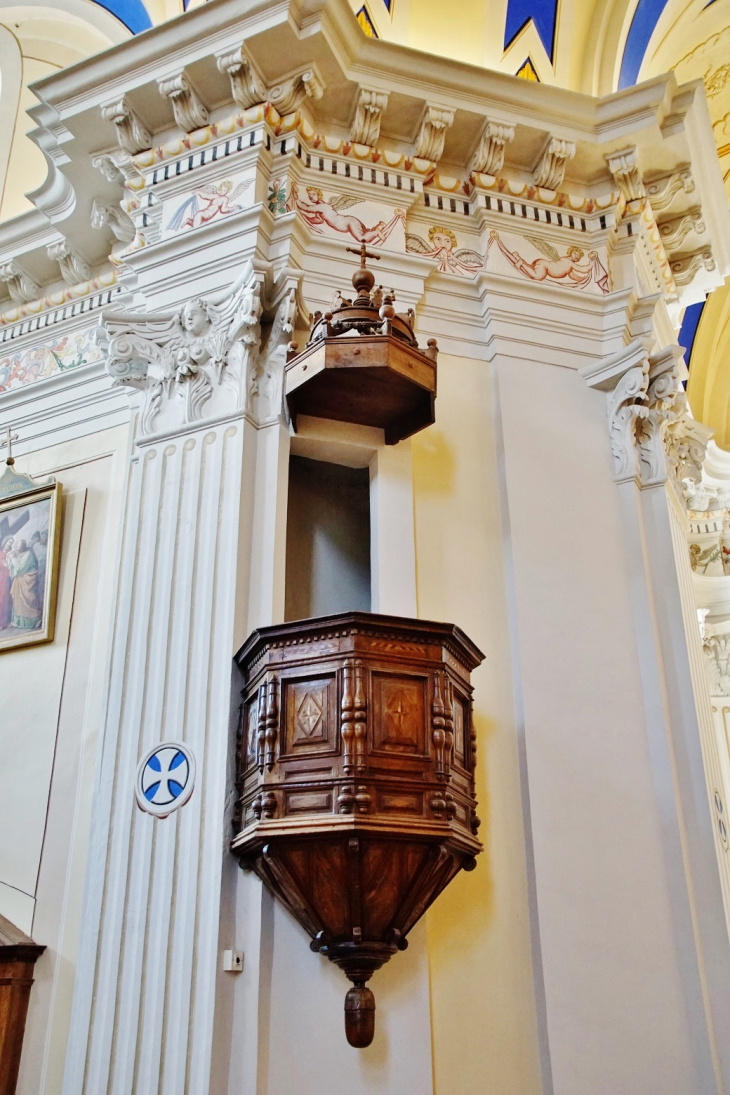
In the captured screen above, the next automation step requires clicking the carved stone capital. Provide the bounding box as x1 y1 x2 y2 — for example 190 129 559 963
533 135 576 190
470 119 515 176
267 69 324 116
91 199 136 244
47 240 91 286
414 105 454 162
158 71 209 132
605 146 645 203
0 261 41 305
101 97 151 155
702 629 730 697
669 245 715 287
645 166 694 212
99 263 264 438
216 45 266 109
350 88 389 147
581 339 689 487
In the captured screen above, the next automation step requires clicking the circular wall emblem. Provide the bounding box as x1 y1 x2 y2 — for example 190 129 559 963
135 742 196 819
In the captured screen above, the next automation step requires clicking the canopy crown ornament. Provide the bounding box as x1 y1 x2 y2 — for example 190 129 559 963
284 244 438 444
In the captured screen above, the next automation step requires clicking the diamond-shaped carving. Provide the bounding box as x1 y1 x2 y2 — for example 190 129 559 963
296 691 323 739
372 677 425 753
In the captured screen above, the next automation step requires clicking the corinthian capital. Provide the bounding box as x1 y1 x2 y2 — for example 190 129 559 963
98 263 264 438
580 340 689 488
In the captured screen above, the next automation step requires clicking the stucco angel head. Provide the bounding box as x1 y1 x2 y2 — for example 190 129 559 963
181 299 211 337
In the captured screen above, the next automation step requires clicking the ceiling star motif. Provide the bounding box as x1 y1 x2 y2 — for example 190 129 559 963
504 0 558 63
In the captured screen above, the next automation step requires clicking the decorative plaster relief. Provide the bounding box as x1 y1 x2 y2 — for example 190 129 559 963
350 89 389 148
414 106 454 163
605 147 645 204
161 173 254 238
645 167 695 212
406 226 483 276
470 120 515 177
287 183 406 252
99 262 263 437
101 97 152 155
158 72 209 133
702 627 730 696
268 69 324 116
657 208 705 251
0 263 41 306
669 245 715 287
533 136 576 191
91 200 136 244
216 45 266 109
0 327 102 394
581 339 702 491
487 229 609 293
46 241 92 287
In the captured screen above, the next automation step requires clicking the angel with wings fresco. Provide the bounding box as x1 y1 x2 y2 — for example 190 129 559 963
488 230 610 293
288 183 405 244
406 226 484 276
166 178 253 232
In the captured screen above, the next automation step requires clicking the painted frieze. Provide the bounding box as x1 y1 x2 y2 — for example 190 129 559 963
488 229 610 293
0 328 103 394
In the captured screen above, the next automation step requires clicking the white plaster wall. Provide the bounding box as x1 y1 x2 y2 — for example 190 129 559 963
411 352 543 1095
495 353 698 1093
0 426 129 1095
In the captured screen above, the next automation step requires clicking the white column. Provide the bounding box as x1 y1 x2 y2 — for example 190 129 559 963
62 267 264 1095
486 271 730 1094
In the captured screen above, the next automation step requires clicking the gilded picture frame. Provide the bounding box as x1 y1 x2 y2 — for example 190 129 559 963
0 475 62 653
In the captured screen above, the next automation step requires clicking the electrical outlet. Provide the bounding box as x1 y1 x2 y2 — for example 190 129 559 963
222 949 243 972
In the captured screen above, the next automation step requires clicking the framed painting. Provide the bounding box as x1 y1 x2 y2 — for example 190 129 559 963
0 480 62 653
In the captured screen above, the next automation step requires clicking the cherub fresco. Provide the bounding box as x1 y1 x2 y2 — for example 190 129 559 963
405 225 484 276
166 178 252 233
287 183 405 245
488 230 610 293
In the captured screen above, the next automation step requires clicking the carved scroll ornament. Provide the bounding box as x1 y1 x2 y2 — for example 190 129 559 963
98 262 263 437
582 339 707 493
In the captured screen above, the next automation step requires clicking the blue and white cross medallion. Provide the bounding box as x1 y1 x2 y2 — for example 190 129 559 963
135 742 196 819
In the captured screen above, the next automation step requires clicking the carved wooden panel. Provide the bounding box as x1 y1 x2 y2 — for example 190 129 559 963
281 673 337 758
371 674 427 756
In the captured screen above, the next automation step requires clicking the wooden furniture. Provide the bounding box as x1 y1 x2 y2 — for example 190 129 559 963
0 914 44 1095
284 244 438 445
232 611 483 1047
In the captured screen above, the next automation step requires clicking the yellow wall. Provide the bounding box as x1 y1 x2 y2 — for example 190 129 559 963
413 354 542 1094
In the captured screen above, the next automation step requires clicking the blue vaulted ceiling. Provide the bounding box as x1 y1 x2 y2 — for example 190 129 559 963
504 0 558 62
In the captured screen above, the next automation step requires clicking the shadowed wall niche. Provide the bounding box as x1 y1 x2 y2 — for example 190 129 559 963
285 455 371 620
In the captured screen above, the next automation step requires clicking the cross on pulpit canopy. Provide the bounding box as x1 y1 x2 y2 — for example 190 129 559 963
346 240 381 268
0 426 19 466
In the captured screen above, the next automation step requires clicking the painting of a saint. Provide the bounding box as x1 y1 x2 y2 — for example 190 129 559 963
165 178 252 234
287 183 405 245
488 230 610 293
406 225 484 276
0 485 61 652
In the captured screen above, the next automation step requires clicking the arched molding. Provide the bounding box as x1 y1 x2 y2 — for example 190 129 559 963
687 281 730 450
0 23 22 212
0 0 133 43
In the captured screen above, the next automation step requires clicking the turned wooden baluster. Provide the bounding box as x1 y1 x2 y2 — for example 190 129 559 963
443 676 454 777
265 677 279 770
353 660 367 775
342 660 355 774
256 685 267 772
432 671 446 778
